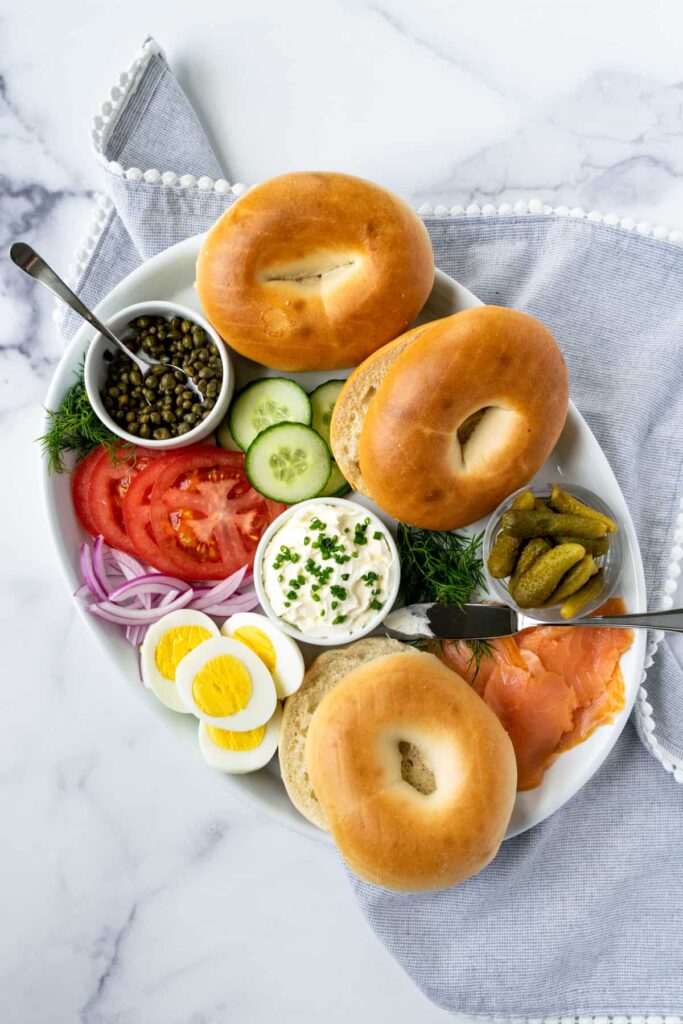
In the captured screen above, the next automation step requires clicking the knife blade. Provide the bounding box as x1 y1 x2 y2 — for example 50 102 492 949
381 602 519 640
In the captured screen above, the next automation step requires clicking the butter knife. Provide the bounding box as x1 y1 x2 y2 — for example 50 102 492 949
381 602 683 640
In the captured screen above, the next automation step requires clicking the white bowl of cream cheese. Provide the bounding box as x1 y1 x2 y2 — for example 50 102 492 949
253 497 400 646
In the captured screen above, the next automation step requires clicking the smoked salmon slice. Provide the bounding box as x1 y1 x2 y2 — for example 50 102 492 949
439 599 633 790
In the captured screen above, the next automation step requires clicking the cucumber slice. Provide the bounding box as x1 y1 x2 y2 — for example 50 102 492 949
229 378 312 452
216 415 241 451
246 423 332 502
309 380 345 446
318 461 351 497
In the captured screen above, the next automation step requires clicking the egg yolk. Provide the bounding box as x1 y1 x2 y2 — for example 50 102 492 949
207 723 266 751
155 626 213 681
232 626 276 673
192 655 252 716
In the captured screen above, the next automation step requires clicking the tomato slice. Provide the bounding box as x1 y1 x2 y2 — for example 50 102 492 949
122 454 187 574
150 447 277 580
71 449 103 536
88 447 167 556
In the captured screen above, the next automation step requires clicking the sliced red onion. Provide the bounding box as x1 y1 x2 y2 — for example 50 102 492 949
199 595 260 616
87 589 194 624
104 548 146 578
190 566 248 610
80 543 108 601
108 575 192 603
91 535 114 596
159 589 181 607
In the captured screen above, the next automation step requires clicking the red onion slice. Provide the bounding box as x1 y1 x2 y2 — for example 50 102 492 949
189 566 249 610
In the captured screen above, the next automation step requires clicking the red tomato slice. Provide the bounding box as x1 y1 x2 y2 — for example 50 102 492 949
150 447 277 581
88 447 167 556
71 449 103 536
122 454 187 574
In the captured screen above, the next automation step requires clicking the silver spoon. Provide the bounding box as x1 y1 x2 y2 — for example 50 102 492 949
10 242 203 401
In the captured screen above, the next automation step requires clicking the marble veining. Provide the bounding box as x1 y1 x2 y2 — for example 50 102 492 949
3 2 683 1021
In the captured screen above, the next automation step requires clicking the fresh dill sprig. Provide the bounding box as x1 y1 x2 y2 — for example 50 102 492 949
38 363 132 473
466 638 493 676
396 524 492 674
397 524 486 608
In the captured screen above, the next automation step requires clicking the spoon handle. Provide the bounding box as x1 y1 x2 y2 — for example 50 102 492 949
10 242 131 355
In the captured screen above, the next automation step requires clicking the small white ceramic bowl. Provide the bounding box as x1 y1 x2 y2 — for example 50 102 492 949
84 300 234 449
253 497 401 647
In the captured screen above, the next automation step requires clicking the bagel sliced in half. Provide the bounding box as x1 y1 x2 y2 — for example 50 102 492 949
279 638 407 830
330 306 568 529
306 649 517 892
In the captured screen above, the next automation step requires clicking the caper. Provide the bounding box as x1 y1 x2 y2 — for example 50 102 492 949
139 423 151 439
153 427 171 440
107 386 120 399
181 320 191 333
139 413 150 425
184 412 198 425
150 412 161 425
176 422 191 435
127 422 139 435
162 410 176 424
135 316 150 328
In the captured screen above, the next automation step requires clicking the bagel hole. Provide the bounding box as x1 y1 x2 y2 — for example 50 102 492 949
261 254 358 287
398 741 436 795
455 405 521 470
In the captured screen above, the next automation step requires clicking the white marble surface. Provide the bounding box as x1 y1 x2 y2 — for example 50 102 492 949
3 2 683 1020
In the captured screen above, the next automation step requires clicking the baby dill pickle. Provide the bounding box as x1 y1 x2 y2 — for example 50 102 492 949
487 491 535 577
512 538 551 582
549 486 617 534
555 535 610 557
560 569 605 619
513 543 586 608
508 538 551 599
502 509 607 539
545 554 597 605
534 497 550 512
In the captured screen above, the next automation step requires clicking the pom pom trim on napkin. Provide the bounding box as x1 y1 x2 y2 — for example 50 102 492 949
55 36 683 791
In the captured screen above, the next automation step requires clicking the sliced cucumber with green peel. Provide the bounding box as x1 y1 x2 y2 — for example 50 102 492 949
309 380 345 446
246 423 332 502
318 461 351 497
229 378 312 452
216 415 241 451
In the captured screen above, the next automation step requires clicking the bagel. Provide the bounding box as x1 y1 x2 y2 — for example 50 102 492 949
279 637 407 830
330 306 568 529
195 172 434 371
306 650 517 891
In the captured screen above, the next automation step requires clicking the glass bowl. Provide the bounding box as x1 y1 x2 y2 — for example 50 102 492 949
483 481 624 622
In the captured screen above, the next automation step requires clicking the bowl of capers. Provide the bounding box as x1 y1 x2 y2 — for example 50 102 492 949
84 300 233 449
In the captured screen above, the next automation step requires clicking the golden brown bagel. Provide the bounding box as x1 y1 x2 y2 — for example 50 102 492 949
195 172 434 371
332 306 568 529
306 650 517 892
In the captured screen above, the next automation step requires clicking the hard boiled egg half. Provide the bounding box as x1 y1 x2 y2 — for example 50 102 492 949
198 703 283 774
175 636 277 730
141 610 220 713
221 612 304 699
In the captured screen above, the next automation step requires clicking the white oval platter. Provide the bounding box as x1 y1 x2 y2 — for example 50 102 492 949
42 234 647 843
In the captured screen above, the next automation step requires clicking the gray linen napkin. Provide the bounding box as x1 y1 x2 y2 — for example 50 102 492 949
58 38 683 1017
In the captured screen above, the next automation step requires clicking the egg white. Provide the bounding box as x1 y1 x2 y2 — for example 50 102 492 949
221 612 304 699
175 636 277 730
141 609 220 713
198 703 283 774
